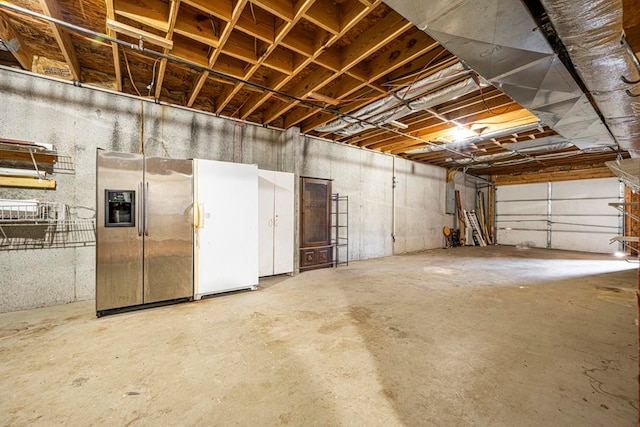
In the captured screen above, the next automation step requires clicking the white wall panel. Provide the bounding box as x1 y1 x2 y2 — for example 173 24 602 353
550 178 620 253
496 183 548 248
496 178 621 253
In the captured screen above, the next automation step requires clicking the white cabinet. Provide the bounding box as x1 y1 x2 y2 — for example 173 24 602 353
258 169 295 277
194 159 259 299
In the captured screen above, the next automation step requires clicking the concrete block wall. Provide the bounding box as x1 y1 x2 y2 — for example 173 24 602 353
0 68 462 313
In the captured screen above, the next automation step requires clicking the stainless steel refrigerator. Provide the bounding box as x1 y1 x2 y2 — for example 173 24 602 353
96 150 193 316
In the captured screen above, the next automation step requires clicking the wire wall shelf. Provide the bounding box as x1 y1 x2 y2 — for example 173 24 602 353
0 200 95 250
331 193 349 267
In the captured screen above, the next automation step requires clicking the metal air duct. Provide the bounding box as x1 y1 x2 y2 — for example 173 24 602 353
383 0 619 153
315 63 481 135
537 0 640 157
404 122 544 154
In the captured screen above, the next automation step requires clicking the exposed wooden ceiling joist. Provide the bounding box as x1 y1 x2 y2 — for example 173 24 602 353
0 0 630 177
237 1 383 120
152 0 179 99
104 0 122 91
0 11 33 70
39 0 80 80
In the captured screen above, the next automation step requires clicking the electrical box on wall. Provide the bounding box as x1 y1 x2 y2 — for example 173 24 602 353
446 181 456 214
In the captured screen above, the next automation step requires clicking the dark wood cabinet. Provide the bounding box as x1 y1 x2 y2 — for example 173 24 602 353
299 177 332 271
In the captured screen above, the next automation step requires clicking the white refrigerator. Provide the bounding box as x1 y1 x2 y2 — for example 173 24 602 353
193 159 259 299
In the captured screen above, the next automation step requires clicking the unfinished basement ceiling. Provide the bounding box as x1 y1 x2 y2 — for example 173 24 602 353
0 0 636 177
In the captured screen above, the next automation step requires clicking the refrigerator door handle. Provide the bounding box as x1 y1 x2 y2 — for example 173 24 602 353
193 203 204 229
144 181 149 236
137 181 143 237
193 202 199 228
196 203 205 229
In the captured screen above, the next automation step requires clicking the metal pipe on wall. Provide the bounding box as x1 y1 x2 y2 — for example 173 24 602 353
139 101 144 155
546 182 552 249
391 157 396 250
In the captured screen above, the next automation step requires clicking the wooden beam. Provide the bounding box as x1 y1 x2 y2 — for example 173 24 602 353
301 52 453 134
113 0 169 32
360 119 444 149
239 1 380 120
39 0 81 80
262 46 294 75
0 148 57 164
211 54 247 79
283 77 365 128
223 31 258 64
104 0 122 91
350 113 443 143
340 0 368 31
470 152 622 176
262 9 412 125
236 5 275 44
250 0 294 21
154 0 180 100
106 20 174 50
181 0 232 20
363 108 535 155
188 72 209 107
341 11 411 70
289 34 440 130
305 0 340 35
172 37 211 67
493 166 615 185
174 5 220 47
0 176 56 189
0 11 33 70
262 67 335 123
279 26 315 57
387 141 426 154
187 0 248 107
371 35 441 82
213 0 316 114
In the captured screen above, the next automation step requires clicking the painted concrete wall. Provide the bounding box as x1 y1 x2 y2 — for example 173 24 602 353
0 68 458 312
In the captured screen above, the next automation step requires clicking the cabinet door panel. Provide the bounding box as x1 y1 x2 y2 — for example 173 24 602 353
301 178 331 247
273 171 294 274
300 177 332 271
300 249 317 267
258 170 276 277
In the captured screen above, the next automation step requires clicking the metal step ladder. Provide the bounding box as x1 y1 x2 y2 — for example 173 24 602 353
464 209 487 247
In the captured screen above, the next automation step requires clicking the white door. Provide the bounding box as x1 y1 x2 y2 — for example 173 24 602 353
258 170 276 277
194 159 258 298
273 171 295 275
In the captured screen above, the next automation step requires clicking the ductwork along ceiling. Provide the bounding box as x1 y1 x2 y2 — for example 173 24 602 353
0 0 636 178
384 0 639 172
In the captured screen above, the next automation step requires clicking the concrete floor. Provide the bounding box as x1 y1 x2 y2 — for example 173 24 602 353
0 246 638 426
